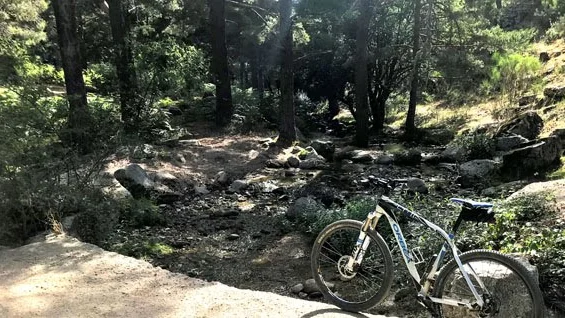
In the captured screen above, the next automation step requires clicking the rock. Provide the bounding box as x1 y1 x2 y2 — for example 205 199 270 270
495 135 529 151
287 156 300 168
215 171 229 184
311 140 335 160
286 197 324 221
308 292 323 298
422 153 442 164
501 136 562 179
481 181 529 198
407 178 428 194
258 181 280 193
175 153 186 164
290 283 304 294
422 128 455 145
296 184 339 207
441 144 467 163
303 278 320 294
496 111 543 140
540 51 551 62
394 149 422 166
349 150 374 163
284 169 298 177
228 180 248 193
298 147 318 160
299 158 326 170
544 85 565 100
458 159 500 188
179 139 202 146
376 154 394 165
441 257 541 318
298 292 308 299
226 234 240 241
167 106 183 116
508 179 565 214
266 159 286 168
154 189 183 204
194 185 210 195
518 94 537 106
114 164 155 199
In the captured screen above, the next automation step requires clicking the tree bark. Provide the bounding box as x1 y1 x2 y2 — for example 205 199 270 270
405 0 422 138
52 0 92 153
370 89 391 135
495 0 502 9
354 0 371 148
277 0 297 147
208 0 233 127
107 0 139 132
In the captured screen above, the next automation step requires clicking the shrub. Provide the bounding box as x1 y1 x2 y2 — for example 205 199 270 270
489 52 541 106
119 198 166 228
545 16 565 42
453 133 496 160
294 197 378 238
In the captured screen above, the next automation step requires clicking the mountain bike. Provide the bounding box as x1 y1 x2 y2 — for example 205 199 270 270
310 178 545 317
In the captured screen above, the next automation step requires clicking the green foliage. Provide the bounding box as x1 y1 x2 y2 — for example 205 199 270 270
119 198 166 228
545 16 565 42
113 240 174 259
548 157 565 180
488 52 541 105
453 133 496 160
295 197 378 237
136 39 208 100
0 0 47 53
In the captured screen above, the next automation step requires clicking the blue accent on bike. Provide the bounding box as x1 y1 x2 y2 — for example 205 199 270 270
450 198 493 209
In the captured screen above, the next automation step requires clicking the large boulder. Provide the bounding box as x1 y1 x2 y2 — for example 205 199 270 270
544 84 565 101
495 135 529 152
349 150 374 163
496 111 543 140
441 144 467 163
441 256 541 318
114 164 155 199
310 140 335 160
114 164 182 203
501 136 562 179
458 159 500 188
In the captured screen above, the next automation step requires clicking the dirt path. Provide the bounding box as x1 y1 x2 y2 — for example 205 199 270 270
0 235 395 318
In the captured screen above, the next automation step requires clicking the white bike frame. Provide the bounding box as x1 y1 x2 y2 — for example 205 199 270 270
346 195 486 309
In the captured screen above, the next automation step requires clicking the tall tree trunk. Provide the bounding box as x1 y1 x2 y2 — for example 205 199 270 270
354 0 371 148
277 0 297 146
370 89 391 135
52 0 91 153
328 94 340 120
406 0 422 138
108 0 139 132
209 0 233 127
495 0 502 9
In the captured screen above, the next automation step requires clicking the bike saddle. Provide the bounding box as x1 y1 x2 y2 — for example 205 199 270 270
450 198 493 209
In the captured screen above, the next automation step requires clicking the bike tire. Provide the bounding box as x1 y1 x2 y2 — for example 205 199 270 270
311 220 394 312
432 249 545 318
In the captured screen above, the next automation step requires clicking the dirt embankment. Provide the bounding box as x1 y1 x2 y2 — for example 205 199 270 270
0 235 394 318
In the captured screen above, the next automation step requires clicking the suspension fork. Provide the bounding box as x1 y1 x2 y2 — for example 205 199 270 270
345 207 385 271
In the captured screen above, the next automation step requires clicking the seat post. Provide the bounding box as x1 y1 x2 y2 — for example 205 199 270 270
451 214 464 235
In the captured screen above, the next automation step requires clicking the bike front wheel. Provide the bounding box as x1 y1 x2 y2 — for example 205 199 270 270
311 220 394 312
432 250 545 318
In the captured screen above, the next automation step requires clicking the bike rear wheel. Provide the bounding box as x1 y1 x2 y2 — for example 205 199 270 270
311 220 393 312
432 250 544 318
